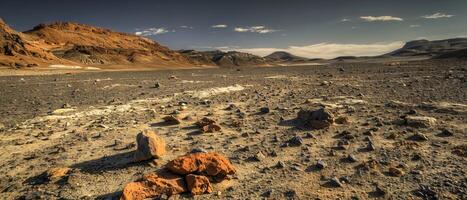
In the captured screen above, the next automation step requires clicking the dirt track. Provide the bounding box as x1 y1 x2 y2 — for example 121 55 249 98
0 60 466 199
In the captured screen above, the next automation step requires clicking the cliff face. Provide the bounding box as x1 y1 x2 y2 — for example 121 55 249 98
1 19 197 68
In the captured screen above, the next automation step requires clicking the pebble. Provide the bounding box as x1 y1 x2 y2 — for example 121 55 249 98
327 177 343 187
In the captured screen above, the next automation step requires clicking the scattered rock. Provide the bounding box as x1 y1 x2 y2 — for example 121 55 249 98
121 173 187 200
162 115 181 125
134 130 166 161
196 117 222 133
316 160 327 169
185 174 213 195
335 116 350 124
251 152 266 162
46 167 71 181
388 167 404 177
259 107 270 114
154 82 161 88
407 133 428 142
190 148 208 153
405 116 437 128
436 129 454 137
326 177 343 187
286 136 303 147
166 153 236 178
345 154 358 163
297 108 335 129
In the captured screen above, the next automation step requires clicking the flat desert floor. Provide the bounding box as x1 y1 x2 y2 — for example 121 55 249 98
0 60 466 199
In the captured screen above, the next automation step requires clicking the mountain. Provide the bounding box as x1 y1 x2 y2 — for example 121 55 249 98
178 50 269 67
264 51 309 62
386 38 467 57
0 19 196 68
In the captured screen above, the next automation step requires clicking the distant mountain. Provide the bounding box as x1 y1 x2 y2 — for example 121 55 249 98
178 50 269 67
264 51 309 62
386 38 467 57
1 19 198 68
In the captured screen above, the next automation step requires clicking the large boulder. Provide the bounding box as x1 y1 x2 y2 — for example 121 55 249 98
121 173 187 200
297 108 335 129
134 130 166 162
166 153 236 179
186 174 213 195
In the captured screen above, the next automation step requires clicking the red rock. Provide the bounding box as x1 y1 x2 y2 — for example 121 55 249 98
196 117 221 133
186 174 213 195
134 130 166 162
121 173 186 200
46 167 71 181
166 153 236 179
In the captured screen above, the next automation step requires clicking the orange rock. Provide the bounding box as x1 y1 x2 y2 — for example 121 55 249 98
196 117 221 133
46 167 71 180
134 130 166 161
121 173 187 200
166 153 236 179
186 174 213 195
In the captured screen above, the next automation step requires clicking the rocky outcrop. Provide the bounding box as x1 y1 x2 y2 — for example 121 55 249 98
185 174 213 195
166 153 236 178
264 51 309 63
386 38 467 58
121 173 187 200
178 50 269 67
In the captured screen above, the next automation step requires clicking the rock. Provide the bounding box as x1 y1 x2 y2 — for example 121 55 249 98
275 161 286 168
407 133 428 142
190 148 208 153
346 154 358 163
252 152 266 162
335 116 350 124
121 173 187 200
437 129 454 137
134 130 166 161
196 117 221 133
166 153 236 179
405 116 437 128
326 177 343 187
297 108 335 129
154 82 161 88
366 141 376 151
286 136 303 147
259 107 270 114
388 167 404 177
162 115 181 125
316 160 327 169
46 167 71 181
185 174 213 195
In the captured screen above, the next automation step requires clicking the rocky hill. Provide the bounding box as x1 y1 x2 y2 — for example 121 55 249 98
264 51 309 63
386 38 467 57
0 19 196 68
178 50 270 67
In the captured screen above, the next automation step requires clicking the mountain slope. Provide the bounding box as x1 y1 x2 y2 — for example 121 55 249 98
386 38 467 57
264 51 309 62
178 50 269 67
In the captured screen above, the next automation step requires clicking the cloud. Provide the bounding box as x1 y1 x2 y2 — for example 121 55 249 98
234 26 278 34
212 24 228 28
360 16 403 22
135 27 168 36
180 25 194 29
230 41 403 59
422 12 454 19
410 24 421 28
341 18 351 22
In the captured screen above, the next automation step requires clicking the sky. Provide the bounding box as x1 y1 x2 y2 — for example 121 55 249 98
1 0 466 58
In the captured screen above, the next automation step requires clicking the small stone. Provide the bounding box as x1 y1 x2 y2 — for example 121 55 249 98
405 116 437 128
327 177 343 187
259 107 270 114
275 161 286 168
388 167 404 177
190 148 208 153
407 133 428 141
437 129 454 137
316 160 327 169
46 167 71 181
335 116 350 124
366 141 376 151
252 152 266 162
287 136 304 147
346 154 358 163
154 82 161 88
162 115 181 125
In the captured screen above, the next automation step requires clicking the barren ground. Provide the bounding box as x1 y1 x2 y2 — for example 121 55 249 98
0 60 466 199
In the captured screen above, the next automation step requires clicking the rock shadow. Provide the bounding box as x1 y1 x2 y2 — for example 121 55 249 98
70 151 143 174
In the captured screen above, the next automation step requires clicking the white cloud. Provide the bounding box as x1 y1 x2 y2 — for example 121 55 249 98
422 12 454 19
360 16 403 22
180 25 194 29
230 41 404 59
410 24 421 28
135 27 168 36
341 18 351 22
234 26 278 34
212 24 228 28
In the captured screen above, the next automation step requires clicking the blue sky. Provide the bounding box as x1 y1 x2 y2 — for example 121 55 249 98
1 0 466 58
